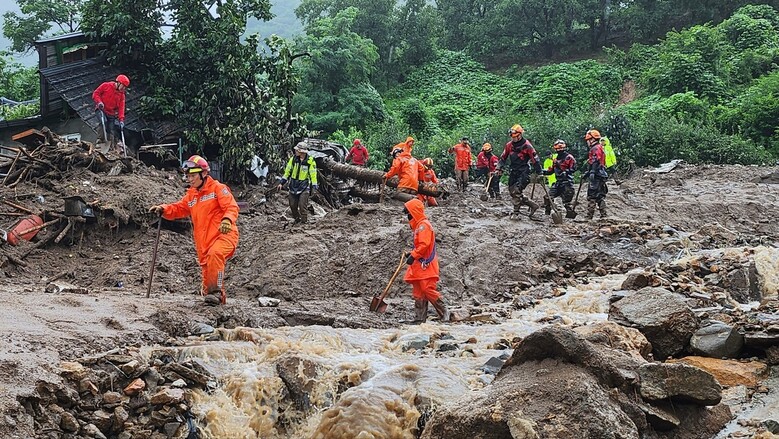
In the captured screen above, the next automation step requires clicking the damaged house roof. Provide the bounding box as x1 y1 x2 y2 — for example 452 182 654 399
39 58 179 142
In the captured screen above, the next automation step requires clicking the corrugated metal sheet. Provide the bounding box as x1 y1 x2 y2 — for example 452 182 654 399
39 59 180 142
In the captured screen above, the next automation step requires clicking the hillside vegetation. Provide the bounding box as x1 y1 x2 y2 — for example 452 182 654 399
290 3 779 177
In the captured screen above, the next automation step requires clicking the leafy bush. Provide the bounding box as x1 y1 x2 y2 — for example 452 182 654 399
721 13 778 51
0 102 39 120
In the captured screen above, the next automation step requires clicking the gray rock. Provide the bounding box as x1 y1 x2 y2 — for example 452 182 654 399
144 367 163 393
90 409 113 434
164 421 182 437
744 332 779 348
60 411 79 433
639 362 722 405
190 322 215 335
763 419 779 434
161 362 212 387
82 423 108 439
621 270 650 290
724 263 761 304
481 357 505 375
690 321 744 359
120 359 149 379
609 287 698 359
150 388 185 405
171 379 187 388
437 342 458 352
637 400 680 431
276 356 320 411
257 296 281 307
102 391 122 406
113 406 129 431
399 333 430 352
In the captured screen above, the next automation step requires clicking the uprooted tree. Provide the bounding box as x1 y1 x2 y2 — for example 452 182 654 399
81 0 309 180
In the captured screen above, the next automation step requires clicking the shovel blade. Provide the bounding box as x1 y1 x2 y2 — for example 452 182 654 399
370 296 388 313
552 211 563 224
565 209 577 219
479 193 488 201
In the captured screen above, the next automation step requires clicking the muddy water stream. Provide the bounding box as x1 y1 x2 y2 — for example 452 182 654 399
161 276 624 438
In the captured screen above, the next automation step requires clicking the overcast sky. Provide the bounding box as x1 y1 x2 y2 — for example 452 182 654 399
0 0 37 66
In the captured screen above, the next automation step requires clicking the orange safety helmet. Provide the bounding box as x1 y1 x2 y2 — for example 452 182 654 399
553 140 567 151
182 155 209 173
509 124 524 139
585 129 601 141
116 74 130 87
482 143 492 152
422 157 434 168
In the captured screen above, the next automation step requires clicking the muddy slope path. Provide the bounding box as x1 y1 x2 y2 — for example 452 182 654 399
1 137 778 438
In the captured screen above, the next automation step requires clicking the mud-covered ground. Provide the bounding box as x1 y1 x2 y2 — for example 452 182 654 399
1 156 779 438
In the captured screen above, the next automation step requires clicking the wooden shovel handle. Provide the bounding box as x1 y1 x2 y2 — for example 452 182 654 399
379 252 407 301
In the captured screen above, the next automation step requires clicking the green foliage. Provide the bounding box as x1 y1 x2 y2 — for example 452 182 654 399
0 52 39 100
81 0 162 67
721 13 778 51
2 0 82 53
0 102 39 120
714 70 779 154
293 7 384 134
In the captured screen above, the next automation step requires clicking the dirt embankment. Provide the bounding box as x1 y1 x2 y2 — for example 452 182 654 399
1 135 779 438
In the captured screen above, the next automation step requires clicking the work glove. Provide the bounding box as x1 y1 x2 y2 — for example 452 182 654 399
149 205 164 216
405 254 416 265
97 102 104 110
119 121 124 129
219 219 232 234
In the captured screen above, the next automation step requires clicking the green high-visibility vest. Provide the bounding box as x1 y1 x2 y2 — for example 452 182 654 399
543 154 556 186
602 137 617 168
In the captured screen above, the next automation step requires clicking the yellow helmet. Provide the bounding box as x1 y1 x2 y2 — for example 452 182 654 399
509 124 524 139
482 143 492 152
422 158 434 168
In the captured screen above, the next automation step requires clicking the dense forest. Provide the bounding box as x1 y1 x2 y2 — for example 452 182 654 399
3 0 779 177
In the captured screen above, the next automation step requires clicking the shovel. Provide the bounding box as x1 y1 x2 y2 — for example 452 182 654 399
480 173 494 201
568 179 586 219
370 252 407 313
120 125 127 158
97 110 110 154
539 182 563 224
146 217 163 298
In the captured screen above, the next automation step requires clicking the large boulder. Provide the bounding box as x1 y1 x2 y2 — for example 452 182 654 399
639 363 722 405
609 288 699 360
689 321 744 359
575 321 653 361
668 356 769 388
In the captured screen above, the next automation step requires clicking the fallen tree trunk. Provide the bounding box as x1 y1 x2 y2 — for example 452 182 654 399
321 158 447 198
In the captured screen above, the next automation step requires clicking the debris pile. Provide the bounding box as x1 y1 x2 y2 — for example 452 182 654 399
20 347 212 439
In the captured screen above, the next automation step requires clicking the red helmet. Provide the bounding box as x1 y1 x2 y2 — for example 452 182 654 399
353 138 362 146
182 155 209 173
116 74 130 87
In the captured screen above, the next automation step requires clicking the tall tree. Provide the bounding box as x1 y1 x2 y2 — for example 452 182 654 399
293 7 384 134
2 0 83 53
82 0 308 178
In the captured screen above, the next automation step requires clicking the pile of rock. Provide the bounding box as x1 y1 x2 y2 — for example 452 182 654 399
20 348 213 439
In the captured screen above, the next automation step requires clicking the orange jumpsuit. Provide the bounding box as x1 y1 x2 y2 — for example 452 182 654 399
417 168 439 207
385 151 422 193
403 199 441 303
392 137 415 154
161 176 239 304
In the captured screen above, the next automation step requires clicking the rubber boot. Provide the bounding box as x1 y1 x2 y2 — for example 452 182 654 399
598 200 607 218
526 199 540 217
564 203 574 217
203 290 221 306
413 299 428 323
586 200 596 220
431 298 450 322
543 196 552 215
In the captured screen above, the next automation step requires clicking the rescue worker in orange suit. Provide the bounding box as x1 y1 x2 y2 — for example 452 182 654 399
403 198 449 323
384 147 422 196
584 129 608 219
476 143 500 199
448 137 473 192
149 155 239 306
346 138 369 167
417 158 439 207
497 124 543 217
392 136 415 155
542 140 577 217
92 74 129 153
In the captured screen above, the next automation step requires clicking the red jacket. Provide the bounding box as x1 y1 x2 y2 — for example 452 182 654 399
403 199 439 282
449 143 472 170
385 152 422 191
161 176 239 260
346 145 369 166
92 81 126 121
476 151 498 172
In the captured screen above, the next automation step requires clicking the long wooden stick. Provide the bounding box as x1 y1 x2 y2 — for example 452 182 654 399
1 199 35 214
2 152 21 185
16 218 60 236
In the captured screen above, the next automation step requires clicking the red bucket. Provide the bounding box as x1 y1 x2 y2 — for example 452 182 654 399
6 215 43 246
